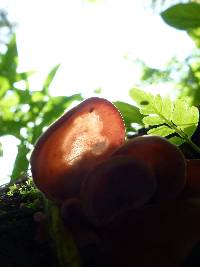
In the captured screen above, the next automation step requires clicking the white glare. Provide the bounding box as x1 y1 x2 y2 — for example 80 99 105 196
0 0 195 185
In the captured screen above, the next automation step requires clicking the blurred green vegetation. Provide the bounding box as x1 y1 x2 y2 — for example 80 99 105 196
139 2 200 107
0 13 141 181
2 1 200 181
0 9 15 48
0 31 83 180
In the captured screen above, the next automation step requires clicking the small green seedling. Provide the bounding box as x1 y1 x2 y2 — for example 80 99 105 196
130 88 200 154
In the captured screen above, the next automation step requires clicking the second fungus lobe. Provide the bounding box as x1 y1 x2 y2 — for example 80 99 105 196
81 155 156 226
113 136 186 201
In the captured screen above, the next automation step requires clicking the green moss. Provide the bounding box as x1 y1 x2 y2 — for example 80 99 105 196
6 178 42 210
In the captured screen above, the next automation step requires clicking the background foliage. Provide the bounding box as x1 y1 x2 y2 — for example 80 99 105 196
1 0 200 181
140 1 200 107
0 29 141 181
0 20 83 179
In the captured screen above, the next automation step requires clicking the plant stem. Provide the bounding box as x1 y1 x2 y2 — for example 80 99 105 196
186 138 200 155
155 108 200 156
47 201 81 267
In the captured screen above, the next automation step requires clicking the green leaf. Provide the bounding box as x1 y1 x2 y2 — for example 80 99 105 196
161 95 173 119
129 88 155 114
143 115 164 125
130 88 199 146
11 141 30 180
49 203 81 267
0 35 18 82
168 136 185 146
42 64 60 94
114 101 144 132
147 125 175 137
114 101 144 125
161 3 200 30
172 99 199 136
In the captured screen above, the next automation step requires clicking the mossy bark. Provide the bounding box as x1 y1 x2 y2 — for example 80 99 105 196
1 178 200 267
0 179 57 267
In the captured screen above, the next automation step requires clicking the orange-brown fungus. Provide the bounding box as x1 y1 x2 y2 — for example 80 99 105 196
81 155 156 226
186 159 200 197
113 135 186 201
31 97 125 202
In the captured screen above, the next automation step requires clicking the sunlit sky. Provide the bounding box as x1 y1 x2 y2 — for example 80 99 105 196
0 0 195 184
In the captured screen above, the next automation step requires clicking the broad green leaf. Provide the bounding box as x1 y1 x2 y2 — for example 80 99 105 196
130 88 199 146
42 64 60 94
154 94 162 112
129 88 155 114
11 141 30 180
143 115 164 126
172 99 199 136
168 136 185 146
161 95 173 119
161 3 200 30
130 88 154 107
114 101 144 132
49 204 81 267
148 125 175 137
130 89 173 118
172 99 187 125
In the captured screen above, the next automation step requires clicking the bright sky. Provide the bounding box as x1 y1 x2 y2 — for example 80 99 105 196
0 0 195 185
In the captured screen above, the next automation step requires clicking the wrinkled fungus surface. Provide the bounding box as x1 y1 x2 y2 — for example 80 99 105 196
186 159 200 195
113 136 186 201
31 97 125 202
81 155 156 226
67 112 109 166
102 199 200 267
